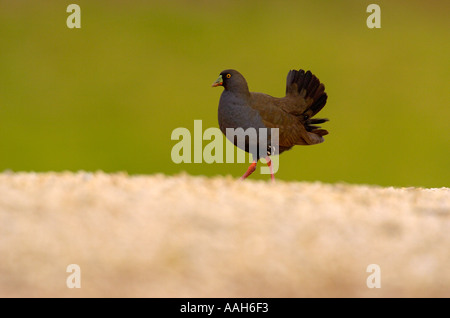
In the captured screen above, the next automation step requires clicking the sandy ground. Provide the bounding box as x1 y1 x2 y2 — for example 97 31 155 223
0 171 449 297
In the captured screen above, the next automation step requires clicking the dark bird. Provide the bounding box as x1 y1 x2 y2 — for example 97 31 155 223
212 68 328 181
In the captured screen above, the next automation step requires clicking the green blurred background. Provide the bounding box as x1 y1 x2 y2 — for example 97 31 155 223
0 0 448 187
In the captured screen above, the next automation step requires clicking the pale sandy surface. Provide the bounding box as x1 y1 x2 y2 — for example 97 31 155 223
0 172 449 297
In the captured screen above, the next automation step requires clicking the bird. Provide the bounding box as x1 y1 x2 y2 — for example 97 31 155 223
212 68 328 181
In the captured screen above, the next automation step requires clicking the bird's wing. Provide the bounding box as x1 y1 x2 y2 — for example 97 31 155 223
249 92 324 146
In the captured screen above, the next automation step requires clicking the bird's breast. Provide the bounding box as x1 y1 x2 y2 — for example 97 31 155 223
218 91 266 134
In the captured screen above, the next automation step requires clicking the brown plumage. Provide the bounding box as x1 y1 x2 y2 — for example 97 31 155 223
212 68 329 180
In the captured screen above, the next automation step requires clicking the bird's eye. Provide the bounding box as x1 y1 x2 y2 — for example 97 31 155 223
226 74 231 79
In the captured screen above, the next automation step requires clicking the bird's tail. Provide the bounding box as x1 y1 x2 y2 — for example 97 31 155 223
286 69 329 138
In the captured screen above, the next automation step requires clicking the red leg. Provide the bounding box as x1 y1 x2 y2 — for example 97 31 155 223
240 161 257 180
265 156 275 182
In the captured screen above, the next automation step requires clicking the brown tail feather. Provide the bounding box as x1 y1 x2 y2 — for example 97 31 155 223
286 69 328 123
286 69 329 143
286 69 328 119
305 118 329 135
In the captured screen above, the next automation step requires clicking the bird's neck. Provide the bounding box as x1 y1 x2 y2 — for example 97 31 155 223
225 83 251 100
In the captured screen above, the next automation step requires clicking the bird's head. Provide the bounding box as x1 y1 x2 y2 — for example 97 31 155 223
212 69 248 93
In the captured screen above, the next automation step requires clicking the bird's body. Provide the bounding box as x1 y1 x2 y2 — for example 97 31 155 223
212 68 329 180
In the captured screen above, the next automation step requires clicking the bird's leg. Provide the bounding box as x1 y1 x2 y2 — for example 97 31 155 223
240 160 257 180
265 156 275 182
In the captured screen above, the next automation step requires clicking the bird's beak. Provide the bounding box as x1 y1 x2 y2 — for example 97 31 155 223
211 75 223 87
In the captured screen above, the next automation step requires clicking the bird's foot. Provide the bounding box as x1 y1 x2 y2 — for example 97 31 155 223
240 161 257 180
